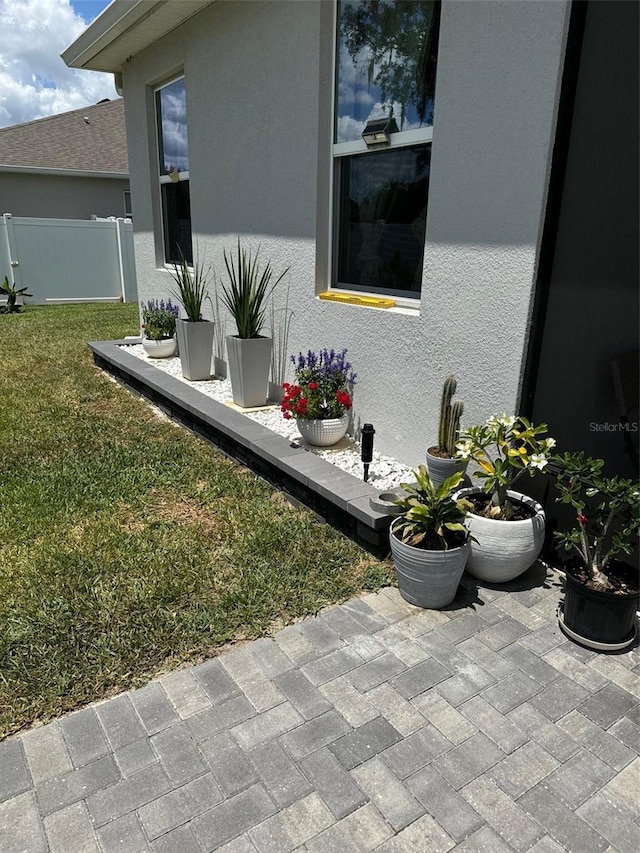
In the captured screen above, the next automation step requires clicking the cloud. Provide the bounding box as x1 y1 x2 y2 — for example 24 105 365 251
0 0 116 128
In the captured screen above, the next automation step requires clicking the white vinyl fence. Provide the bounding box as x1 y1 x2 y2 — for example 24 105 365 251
0 213 137 304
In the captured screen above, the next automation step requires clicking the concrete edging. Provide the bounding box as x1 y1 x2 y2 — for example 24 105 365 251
88 340 393 554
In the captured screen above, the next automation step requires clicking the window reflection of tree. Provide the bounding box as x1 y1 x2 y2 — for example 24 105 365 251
339 0 441 130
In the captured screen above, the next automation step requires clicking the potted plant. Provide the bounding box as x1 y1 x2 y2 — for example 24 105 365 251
140 299 179 358
426 375 468 486
454 415 554 582
281 348 356 447
551 452 639 649
1 276 32 313
390 466 473 609
170 250 214 381
219 240 288 408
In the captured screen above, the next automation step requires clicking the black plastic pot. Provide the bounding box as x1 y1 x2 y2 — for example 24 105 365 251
562 569 639 646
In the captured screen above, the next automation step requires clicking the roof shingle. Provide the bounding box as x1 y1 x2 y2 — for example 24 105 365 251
0 99 128 173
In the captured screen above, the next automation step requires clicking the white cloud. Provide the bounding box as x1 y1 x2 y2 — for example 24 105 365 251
0 0 116 128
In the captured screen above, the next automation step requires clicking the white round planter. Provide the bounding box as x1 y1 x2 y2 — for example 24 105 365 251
142 336 177 359
425 449 469 487
296 414 349 447
455 488 545 583
390 518 470 609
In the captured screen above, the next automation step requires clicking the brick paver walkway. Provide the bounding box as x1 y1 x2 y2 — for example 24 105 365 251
1 564 639 852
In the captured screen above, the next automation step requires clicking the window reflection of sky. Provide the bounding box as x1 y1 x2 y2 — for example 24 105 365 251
158 78 189 174
336 0 435 143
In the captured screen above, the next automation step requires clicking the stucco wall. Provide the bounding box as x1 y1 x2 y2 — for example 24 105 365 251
123 0 569 466
0 172 130 220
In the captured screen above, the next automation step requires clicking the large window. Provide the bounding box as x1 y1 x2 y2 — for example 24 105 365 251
333 1 441 299
155 77 192 265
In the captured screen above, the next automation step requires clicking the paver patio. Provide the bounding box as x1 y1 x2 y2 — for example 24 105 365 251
1 564 639 853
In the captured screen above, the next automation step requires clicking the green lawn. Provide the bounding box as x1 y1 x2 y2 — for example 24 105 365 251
0 303 392 738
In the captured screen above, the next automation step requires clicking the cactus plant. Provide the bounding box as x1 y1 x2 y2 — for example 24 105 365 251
437 375 464 457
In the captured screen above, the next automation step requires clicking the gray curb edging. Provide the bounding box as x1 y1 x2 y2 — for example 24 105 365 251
88 340 393 554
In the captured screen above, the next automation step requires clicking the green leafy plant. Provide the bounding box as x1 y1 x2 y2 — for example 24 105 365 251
141 299 179 340
551 452 640 588
457 415 554 519
393 466 472 550
1 275 32 314
437 374 464 457
219 240 289 339
170 249 210 322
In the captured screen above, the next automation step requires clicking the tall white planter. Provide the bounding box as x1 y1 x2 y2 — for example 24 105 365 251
226 335 272 408
176 319 214 380
455 488 545 583
390 518 469 609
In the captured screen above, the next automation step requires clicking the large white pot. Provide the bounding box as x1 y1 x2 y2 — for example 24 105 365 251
455 488 545 583
142 336 176 359
390 518 470 609
297 414 349 447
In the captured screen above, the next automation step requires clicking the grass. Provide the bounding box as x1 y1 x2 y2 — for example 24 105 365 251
0 303 393 739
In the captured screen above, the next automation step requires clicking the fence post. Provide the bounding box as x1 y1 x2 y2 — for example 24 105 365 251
2 213 21 289
114 218 127 302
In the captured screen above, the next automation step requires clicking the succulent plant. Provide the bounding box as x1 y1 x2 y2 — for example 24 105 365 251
438 375 464 457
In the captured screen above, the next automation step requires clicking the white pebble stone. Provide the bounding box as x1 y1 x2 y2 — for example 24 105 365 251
122 345 413 490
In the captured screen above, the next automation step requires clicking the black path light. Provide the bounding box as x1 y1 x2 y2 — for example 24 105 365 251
361 423 375 481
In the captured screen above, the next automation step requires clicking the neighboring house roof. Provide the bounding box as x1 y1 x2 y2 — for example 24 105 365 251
0 99 128 177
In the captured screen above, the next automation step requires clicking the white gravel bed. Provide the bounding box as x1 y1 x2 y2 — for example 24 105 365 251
122 344 413 490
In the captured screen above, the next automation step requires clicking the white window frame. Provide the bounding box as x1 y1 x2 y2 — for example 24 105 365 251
329 1 437 306
154 74 192 267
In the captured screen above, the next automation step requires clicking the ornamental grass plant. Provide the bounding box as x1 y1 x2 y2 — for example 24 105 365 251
170 248 211 321
0 304 391 738
281 348 356 421
220 240 289 339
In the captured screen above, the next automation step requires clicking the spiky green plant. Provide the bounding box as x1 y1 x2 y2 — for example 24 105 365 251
220 240 289 339
437 375 464 457
1 275 32 314
169 248 210 322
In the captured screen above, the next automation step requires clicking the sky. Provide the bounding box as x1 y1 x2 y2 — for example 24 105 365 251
0 0 115 129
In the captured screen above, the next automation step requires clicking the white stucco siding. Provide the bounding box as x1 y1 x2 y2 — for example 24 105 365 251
123 0 570 466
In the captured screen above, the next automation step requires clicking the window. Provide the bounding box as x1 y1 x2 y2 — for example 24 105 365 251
155 76 192 265
333 1 441 299
123 190 132 219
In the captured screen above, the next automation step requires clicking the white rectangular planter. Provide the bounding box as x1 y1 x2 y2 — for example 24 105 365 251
226 335 272 408
176 319 214 380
